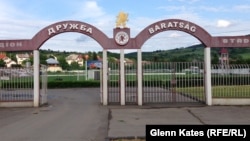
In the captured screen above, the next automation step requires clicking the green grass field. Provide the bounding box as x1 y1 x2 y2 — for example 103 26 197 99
109 73 203 81
176 85 250 98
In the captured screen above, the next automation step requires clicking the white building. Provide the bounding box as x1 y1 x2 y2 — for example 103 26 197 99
0 52 17 67
46 58 62 72
66 54 84 66
16 53 30 65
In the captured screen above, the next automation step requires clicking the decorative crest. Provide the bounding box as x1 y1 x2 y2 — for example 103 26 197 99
116 11 128 28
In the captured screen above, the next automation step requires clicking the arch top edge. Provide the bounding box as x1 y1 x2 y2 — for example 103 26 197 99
135 18 212 47
32 20 109 39
137 18 212 37
31 20 109 50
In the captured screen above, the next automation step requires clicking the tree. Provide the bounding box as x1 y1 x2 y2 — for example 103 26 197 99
88 51 93 60
22 59 31 66
6 52 17 62
40 53 47 65
0 59 6 67
245 58 250 64
58 57 69 70
230 55 245 64
47 55 55 59
70 62 80 70
92 52 98 60
211 52 219 64
108 57 117 63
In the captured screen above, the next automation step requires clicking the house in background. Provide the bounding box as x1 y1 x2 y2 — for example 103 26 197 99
5 58 17 68
16 53 30 65
66 54 84 66
0 52 17 67
46 58 62 72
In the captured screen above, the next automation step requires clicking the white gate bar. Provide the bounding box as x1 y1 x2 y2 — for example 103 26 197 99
102 49 108 105
33 50 40 107
204 47 212 105
137 49 143 105
120 49 125 105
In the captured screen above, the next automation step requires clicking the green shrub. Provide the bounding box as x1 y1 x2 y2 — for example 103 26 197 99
1 82 34 89
0 80 100 89
47 80 100 88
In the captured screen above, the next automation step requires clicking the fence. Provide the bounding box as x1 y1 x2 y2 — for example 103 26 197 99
125 62 137 104
142 62 205 104
211 64 250 98
107 62 206 104
47 71 86 81
107 62 250 104
0 67 33 102
40 65 48 105
1 63 250 106
108 62 120 104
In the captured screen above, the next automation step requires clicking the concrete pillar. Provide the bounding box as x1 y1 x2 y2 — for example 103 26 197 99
33 50 40 107
204 47 212 105
137 49 143 106
120 49 125 105
102 50 108 105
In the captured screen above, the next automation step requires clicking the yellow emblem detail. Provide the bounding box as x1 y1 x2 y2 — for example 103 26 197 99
116 11 128 28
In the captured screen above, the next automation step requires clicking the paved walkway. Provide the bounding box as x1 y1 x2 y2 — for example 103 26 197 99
1 88 250 140
108 105 250 138
0 88 108 141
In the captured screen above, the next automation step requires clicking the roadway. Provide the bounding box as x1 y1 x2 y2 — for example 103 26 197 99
0 88 108 141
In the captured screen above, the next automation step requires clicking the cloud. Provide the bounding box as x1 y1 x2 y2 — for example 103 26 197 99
167 0 200 4
1 0 250 53
72 1 105 20
199 6 226 12
0 2 19 19
158 6 187 12
216 20 231 28
167 12 203 25
0 1 53 39
169 32 182 38
76 35 91 42
233 5 250 12
42 33 103 52
0 0 111 52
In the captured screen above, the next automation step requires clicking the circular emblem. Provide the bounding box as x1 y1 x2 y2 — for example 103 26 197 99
115 31 129 45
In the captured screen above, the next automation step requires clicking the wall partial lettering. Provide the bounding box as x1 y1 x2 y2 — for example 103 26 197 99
0 42 23 48
222 38 249 44
47 22 93 36
148 21 196 34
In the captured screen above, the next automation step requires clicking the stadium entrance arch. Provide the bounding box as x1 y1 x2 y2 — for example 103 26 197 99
1 18 250 107
0 20 111 107
132 19 212 106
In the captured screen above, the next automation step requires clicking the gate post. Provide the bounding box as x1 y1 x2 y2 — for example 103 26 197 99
137 49 143 106
204 47 212 105
33 50 40 107
120 49 125 105
102 49 108 105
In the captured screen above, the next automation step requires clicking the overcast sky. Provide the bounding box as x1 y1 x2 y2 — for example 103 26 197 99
1 0 250 53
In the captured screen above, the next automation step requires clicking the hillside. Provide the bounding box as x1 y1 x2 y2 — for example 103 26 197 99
37 45 250 64
126 44 206 62
126 44 250 64
4 44 250 66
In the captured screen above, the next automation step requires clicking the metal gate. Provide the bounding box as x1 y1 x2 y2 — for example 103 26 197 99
125 62 137 104
108 62 120 104
0 67 33 102
142 62 206 104
107 62 138 104
40 65 48 105
107 62 206 105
